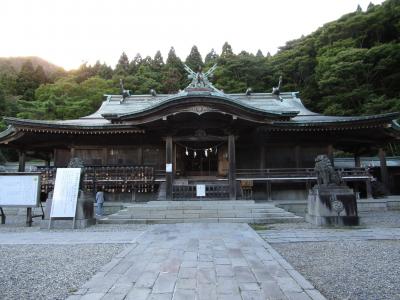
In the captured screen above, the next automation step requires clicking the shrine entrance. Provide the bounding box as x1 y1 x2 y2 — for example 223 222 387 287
178 143 219 177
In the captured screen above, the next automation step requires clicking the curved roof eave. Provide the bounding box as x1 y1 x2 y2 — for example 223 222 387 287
102 94 300 121
2 117 144 132
273 112 400 126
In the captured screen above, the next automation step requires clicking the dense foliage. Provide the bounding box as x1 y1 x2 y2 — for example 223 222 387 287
0 0 399 130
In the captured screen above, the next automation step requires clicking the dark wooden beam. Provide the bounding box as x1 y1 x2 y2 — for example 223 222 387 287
295 145 301 168
18 150 26 172
228 134 236 200
327 144 334 167
354 153 361 168
165 136 173 200
259 145 265 170
379 147 389 189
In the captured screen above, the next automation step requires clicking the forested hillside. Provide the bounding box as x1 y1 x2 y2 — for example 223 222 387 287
0 0 399 131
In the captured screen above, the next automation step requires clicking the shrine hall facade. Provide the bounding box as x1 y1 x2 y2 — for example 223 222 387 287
0 65 399 201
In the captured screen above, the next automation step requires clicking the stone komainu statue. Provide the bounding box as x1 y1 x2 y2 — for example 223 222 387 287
67 157 85 189
314 154 342 186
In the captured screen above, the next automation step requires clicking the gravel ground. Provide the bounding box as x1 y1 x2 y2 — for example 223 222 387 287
273 240 400 300
358 210 400 227
0 244 127 300
264 210 400 230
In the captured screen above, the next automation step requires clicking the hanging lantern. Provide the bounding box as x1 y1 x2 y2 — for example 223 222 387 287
194 151 197 158
205 149 208 157
185 147 189 156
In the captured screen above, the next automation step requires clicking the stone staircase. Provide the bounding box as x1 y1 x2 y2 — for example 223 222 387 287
98 200 303 224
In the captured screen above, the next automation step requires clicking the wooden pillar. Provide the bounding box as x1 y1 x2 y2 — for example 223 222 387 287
378 147 389 189
102 148 108 165
138 146 143 165
70 147 75 158
354 154 361 168
295 145 301 168
45 152 52 167
266 181 272 201
228 134 236 200
259 145 265 170
327 144 334 167
18 150 26 172
165 136 173 200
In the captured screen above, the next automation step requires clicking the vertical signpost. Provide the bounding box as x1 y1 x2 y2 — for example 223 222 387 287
49 168 81 229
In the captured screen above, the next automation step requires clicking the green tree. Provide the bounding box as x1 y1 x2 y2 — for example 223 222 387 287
185 45 204 70
115 52 130 75
152 51 164 71
17 77 118 120
16 60 39 100
256 50 264 57
204 49 219 65
34 65 47 85
163 47 186 92
128 53 142 75
97 62 113 79
220 42 234 58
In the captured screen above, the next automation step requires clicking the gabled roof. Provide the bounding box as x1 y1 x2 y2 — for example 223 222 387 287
91 91 302 121
0 90 399 133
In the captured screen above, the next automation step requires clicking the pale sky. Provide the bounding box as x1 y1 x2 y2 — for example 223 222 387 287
0 0 384 70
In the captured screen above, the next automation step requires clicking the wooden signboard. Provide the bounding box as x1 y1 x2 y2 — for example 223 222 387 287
50 168 81 218
0 173 41 207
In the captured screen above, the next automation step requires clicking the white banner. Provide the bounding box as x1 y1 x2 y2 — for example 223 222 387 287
50 168 81 218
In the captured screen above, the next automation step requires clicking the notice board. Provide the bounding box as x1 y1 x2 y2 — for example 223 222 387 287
0 174 40 207
50 168 81 218
196 184 206 197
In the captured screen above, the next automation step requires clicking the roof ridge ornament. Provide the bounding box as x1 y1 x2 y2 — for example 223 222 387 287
272 76 283 101
120 79 131 103
184 63 221 93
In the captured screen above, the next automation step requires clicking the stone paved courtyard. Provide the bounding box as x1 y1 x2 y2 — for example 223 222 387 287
67 223 324 300
2 211 400 299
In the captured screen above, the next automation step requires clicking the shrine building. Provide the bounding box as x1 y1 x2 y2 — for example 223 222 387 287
0 65 399 202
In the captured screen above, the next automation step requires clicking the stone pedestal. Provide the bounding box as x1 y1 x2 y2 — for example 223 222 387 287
41 191 96 229
306 185 359 226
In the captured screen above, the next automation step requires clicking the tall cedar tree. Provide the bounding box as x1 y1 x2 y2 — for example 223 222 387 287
115 52 130 75
205 49 219 65
185 46 204 71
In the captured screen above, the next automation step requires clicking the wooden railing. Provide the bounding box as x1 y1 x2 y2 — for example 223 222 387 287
236 167 371 181
173 184 229 200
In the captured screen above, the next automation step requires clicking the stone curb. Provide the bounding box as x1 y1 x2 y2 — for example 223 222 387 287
261 238 327 300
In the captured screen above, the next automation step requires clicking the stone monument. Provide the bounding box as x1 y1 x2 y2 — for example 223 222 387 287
306 155 359 226
41 157 96 229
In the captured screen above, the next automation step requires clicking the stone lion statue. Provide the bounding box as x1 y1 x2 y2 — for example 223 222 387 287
67 157 85 189
314 154 341 186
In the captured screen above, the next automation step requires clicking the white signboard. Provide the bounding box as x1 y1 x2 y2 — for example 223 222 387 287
166 163 173 173
50 168 81 218
0 175 40 207
196 184 206 197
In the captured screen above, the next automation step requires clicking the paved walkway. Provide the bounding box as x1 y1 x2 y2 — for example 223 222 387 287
68 223 325 300
259 228 400 243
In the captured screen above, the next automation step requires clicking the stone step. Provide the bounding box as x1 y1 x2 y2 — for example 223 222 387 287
98 216 303 225
100 200 302 224
110 211 296 218
123 207 285 213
